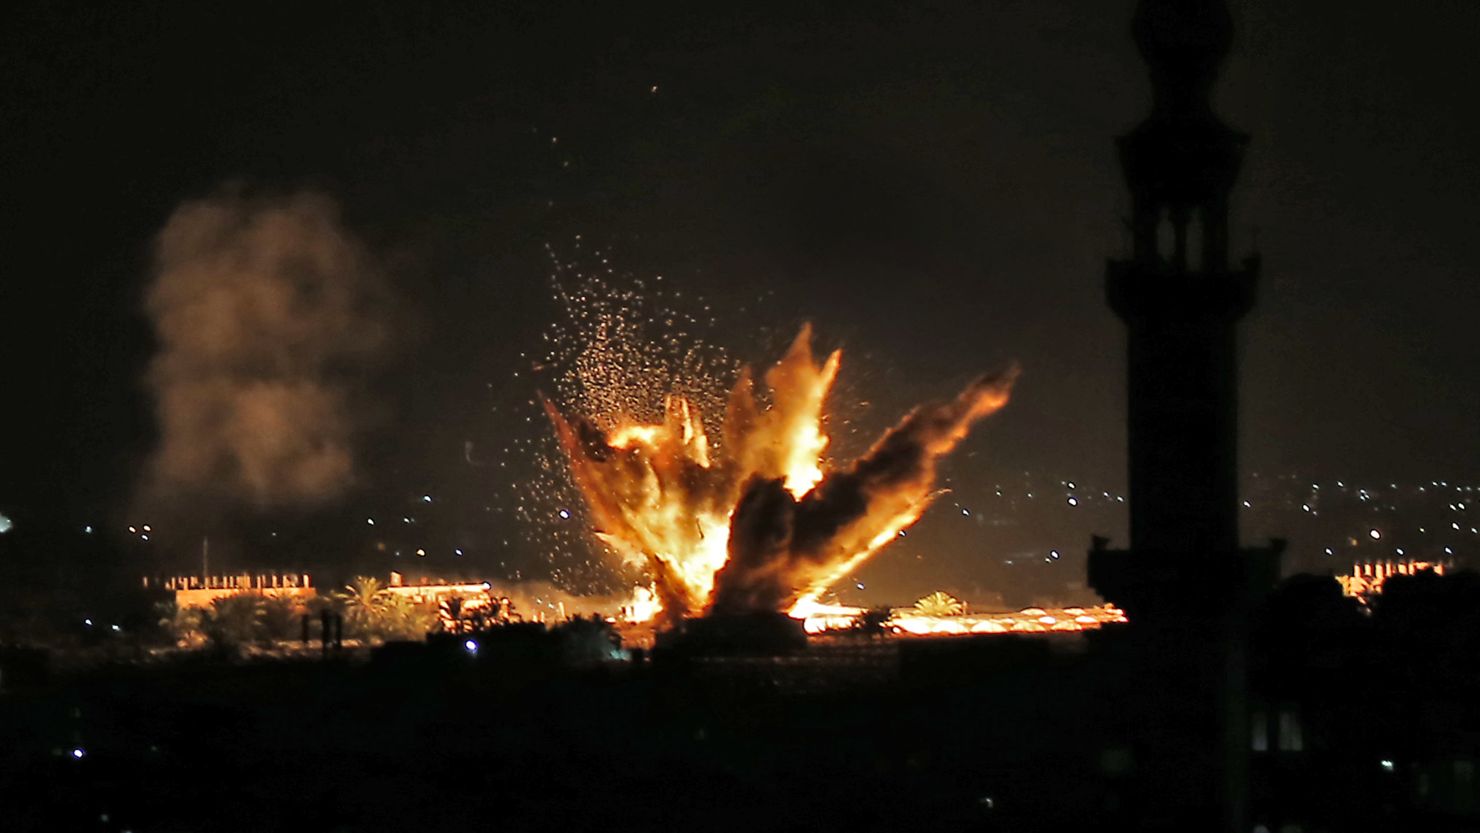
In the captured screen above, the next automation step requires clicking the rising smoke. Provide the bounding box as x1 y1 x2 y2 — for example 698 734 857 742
139 191 389 512
711 368 1019 615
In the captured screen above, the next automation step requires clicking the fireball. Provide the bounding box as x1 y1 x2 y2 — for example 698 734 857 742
545 325 1017 622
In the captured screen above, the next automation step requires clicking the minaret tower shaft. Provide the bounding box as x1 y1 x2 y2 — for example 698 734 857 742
1088 3 1284 830
1109 0 1257 558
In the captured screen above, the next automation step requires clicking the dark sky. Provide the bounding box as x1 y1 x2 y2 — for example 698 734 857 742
2 0 1477 595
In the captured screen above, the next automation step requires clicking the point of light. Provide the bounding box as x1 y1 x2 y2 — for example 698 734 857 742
83 525 93 534
558 508 571 520
83 618 93 626
1067 497 1079 507
70 747 85 760
454 548 464 556
463 639 478 655
1380 759 1395 772
142 524 151 532
415 548 426 557
422 495 432 503
366 518 375 525
1369 529 1382 540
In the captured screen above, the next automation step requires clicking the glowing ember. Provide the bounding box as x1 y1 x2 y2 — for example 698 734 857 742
545 325 1018 622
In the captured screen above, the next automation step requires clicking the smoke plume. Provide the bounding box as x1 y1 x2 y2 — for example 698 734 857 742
140 191 388 511
710 368 1018 615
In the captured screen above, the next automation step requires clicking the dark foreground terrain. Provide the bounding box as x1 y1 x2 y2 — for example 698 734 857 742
5 576 1480 833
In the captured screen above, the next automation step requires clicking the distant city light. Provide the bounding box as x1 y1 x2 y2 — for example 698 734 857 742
70 747 85 760
1369 529 1382 540
422 495 432 503
1067 497 1079 507
1380 759 1395 772
110 624 121 632
366 518 375 525
454 548 464 556
558 509 571 520
142 524 151 532
463 640 478 656
83 618 93 627
1050 550 1061 559
83 525 93 534
960 507 970 516
415 548 426 557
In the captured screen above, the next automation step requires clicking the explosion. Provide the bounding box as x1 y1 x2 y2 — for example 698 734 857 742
544 325 1018 622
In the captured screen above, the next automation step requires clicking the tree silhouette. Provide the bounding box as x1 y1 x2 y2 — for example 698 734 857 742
337 576 390 635
914 592 965 617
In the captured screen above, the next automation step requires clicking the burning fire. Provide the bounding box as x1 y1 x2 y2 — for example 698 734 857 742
793 603 1128 636
545 325 1018 622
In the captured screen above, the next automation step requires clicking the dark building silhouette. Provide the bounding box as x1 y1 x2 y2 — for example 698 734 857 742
1088 1 1282 830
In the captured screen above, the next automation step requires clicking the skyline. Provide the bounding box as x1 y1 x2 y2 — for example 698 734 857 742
2 0 1477 594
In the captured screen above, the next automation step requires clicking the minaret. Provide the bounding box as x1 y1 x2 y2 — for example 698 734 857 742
1090 0 1282 617
1112 0 1254 559
1088 1 1283 830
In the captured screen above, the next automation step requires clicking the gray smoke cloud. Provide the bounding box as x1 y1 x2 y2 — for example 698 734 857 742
140 191 389 510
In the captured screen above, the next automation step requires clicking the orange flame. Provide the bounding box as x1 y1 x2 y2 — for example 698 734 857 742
545 325 1017 622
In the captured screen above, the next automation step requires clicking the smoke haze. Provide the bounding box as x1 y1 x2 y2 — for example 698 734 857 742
139 191 389 514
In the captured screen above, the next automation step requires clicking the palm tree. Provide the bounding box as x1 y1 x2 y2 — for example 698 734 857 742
440 594 466 633
914 591 965 617
337 576 390 635
205 595 265 648
379 594 438 641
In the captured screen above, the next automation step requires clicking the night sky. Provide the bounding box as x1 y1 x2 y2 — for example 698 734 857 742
2 1 1477 601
